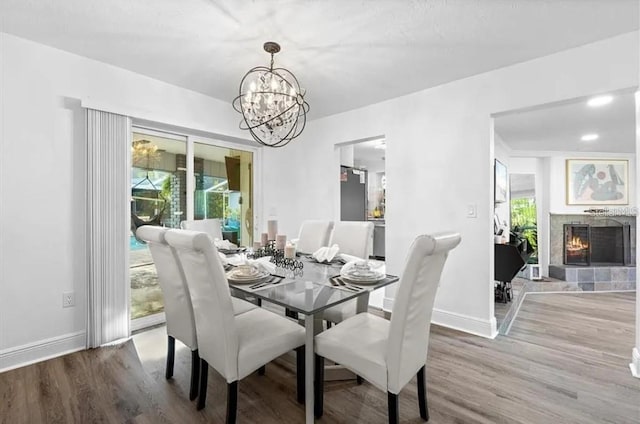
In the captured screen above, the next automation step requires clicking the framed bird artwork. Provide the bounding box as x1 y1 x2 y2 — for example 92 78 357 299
565 159 628 205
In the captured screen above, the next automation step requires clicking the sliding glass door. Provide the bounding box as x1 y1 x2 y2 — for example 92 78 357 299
129 128 257 330
130 130 186 328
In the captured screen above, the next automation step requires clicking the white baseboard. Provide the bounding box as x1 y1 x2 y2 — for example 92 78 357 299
0 331 86 373
382 297 497 339
631 347 640 378
431 309 498 339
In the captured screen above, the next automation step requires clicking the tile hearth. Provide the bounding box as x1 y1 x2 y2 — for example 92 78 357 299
548 264 636 291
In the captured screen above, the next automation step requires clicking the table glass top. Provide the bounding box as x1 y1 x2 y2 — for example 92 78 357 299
229 257 398 315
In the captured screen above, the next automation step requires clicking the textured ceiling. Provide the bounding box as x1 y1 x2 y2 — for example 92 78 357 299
495 90 636 154
1 0 638 119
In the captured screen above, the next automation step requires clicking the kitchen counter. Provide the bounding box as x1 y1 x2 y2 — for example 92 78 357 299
368 218 385 226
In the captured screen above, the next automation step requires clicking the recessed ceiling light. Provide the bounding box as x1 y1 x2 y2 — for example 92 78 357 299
580 133 599 141
587 95 613 107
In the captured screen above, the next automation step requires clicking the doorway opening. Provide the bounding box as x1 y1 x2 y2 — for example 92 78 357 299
338 137 386 308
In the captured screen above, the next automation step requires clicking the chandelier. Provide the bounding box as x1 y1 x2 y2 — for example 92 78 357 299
232 42 309 148
131 139 159 169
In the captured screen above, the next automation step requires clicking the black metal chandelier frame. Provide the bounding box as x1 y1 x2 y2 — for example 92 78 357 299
232 42 310 148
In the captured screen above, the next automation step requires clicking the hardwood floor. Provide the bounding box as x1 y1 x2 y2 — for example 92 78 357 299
1 292 638 423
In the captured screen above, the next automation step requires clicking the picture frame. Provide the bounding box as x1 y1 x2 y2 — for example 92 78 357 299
565 159 628 205
494 159 507 203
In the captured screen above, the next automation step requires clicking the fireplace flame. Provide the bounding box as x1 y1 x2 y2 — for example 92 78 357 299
567 236 588 251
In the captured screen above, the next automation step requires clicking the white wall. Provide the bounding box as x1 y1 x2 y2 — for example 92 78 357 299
262 32 639 338
509 157 538 174
340 145 354 167
0 32 247 371
538 157 551 276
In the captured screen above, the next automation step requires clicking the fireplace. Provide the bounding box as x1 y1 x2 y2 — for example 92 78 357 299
563 223 631 266
564 224 589 265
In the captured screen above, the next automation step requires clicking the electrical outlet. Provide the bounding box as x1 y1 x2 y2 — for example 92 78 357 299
63 291 75 308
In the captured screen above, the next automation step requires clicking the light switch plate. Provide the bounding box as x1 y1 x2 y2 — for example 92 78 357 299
466 204 477 218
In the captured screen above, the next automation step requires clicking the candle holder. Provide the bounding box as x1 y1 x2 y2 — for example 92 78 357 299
272 255 304 270
247 241 304 270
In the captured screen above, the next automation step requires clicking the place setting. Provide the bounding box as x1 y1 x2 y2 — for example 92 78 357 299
327 260 387 292
226 264 289 291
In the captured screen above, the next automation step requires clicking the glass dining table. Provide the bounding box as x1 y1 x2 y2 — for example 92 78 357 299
229 257 398 424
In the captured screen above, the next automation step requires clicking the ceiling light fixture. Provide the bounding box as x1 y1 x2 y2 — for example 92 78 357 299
580 133 599 141
232 41 310 148
587 95 613 107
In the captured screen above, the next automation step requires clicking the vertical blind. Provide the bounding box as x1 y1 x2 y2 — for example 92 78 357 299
86 109 131 347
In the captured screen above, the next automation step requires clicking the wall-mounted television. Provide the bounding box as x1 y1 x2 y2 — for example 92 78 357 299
494 159 507 203
225 156 241 191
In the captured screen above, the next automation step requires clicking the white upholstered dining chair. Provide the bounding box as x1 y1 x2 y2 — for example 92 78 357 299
328 220 374 259
321 221 375 325
294 220 334 254
314 232 462 424
180 218 224 241
164 229 306 423
135 226 257 402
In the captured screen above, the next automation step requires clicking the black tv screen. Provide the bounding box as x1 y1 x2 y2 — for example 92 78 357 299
225 156 241 191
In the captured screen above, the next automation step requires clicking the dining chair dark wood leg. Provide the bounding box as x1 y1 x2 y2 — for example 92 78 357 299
226 381 238 424
258 365 266 375
296 347 305 404
197 359 209 410
417 365 429 420
166 336 175 379
388 392 399 424
314 354 324 418
189 349 200 401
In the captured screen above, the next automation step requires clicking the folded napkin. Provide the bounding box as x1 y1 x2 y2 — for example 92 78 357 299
226 256 276 274
312 244 340 262
340 259 386 277
214 238 238 250
247 257 276 274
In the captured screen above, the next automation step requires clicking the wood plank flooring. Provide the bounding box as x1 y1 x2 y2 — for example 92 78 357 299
1 292 638 423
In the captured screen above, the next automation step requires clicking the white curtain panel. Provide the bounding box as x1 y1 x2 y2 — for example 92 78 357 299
86 109 131 347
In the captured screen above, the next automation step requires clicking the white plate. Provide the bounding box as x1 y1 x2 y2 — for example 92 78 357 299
340 271 385 285
227 273 271 285
226 266 270 284
228 265 260 278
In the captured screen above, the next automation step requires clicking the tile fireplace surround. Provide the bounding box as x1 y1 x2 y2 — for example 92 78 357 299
549 214 636 290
